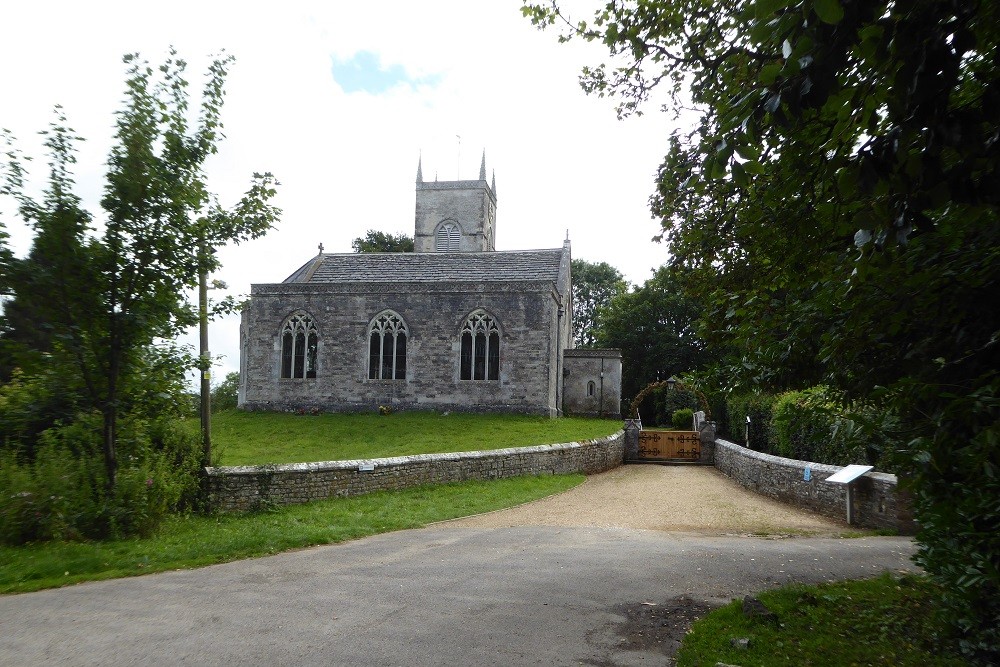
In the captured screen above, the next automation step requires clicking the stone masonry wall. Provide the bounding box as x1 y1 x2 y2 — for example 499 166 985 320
414 180 496 253
241 280 561 415
562 349 623 418
206 430 624 512
714 438 915 532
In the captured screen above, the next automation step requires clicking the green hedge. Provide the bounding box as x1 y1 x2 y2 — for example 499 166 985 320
671 408 695 430
723 391 776 452
722 387 897 470
631 386 700 427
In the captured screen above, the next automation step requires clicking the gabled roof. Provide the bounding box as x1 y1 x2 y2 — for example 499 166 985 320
282 248 566 285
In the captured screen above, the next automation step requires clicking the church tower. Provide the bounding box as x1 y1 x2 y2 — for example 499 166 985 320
414 151 497 253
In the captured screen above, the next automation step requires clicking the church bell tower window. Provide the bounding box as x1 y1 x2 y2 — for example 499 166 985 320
280 312 318 379
460 311 500 381
435 222 461 252
368 311 408 380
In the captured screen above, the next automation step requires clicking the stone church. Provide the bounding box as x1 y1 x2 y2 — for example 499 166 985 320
238 155 622 417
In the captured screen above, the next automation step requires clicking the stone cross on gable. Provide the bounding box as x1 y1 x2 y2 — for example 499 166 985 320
318 243 324 254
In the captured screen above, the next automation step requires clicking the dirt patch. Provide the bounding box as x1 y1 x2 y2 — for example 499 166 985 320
581 596 720 666
615 596 719 656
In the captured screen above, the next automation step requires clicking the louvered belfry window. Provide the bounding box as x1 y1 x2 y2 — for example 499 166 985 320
280 312 318 379
435 222 461 252
368 311 408 380
460 311 500 381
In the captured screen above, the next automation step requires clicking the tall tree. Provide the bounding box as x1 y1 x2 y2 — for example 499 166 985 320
0 111 99 381
525 1 1000 659
595 266 704 399
1 51 280 489
570 258 626 347
351 230 414 253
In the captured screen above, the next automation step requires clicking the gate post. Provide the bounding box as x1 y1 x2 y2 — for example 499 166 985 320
698 420 717 465
623 418 641 462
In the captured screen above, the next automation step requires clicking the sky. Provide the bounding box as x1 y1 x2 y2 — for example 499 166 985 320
0 0 684 386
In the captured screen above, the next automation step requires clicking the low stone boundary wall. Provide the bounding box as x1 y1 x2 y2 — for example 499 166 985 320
714 439 914 532
205 430 624 512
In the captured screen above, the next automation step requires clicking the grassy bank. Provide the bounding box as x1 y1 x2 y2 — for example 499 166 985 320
0 473 583 594
206 410 621 466
677 573 967 666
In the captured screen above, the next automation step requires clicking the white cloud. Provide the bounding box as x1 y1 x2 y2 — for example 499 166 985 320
0 0 683 386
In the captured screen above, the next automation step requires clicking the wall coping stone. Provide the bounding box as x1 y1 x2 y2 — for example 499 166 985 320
713 438 911 532
714 439 899 484
205 431 623 478
563 348 623 359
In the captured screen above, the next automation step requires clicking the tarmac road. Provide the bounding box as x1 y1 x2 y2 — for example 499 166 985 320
0 467 919 666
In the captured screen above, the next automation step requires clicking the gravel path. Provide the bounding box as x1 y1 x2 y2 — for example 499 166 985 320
444 464 849 535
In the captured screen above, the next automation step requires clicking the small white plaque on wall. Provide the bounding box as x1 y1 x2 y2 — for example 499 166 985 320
358 463 375 472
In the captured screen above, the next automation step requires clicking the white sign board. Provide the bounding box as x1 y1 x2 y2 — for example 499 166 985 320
358 463 375 472
825 464 874 525
826 464 874 485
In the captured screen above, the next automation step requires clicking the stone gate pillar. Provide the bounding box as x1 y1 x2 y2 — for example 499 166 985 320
623 418 641 461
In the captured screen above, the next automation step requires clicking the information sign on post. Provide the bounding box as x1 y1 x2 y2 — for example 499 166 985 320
825 465 874 524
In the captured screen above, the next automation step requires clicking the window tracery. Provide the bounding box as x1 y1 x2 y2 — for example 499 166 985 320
368 311 408 380
280 312 318 379
460 311 500 381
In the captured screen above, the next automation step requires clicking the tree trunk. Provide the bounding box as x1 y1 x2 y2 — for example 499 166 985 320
103 344 120 491
102 405 118 490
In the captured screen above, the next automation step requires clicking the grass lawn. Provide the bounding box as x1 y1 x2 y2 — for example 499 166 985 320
676 573 967 666
205 410 622 466
0 473 583 594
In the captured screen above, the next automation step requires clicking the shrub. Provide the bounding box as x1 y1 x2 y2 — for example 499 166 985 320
671 408 694 430
904 380 1000 663
771 388 837 461
0 412 202 545
651 387 699 427
0 369 80 460
771 387 899 469
724 391 776 452
0 441 100 543
210 371 240 412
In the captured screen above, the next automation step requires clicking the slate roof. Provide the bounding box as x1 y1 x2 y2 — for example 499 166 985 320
282 249 565 285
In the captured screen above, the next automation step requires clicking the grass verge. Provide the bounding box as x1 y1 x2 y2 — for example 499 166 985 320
0 473 583 594
676 572 966 666
206 410 621 466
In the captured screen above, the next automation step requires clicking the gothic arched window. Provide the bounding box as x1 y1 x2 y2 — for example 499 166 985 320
280 312 318 379
460 311 500 381
368 311 408 380
435 221 461 252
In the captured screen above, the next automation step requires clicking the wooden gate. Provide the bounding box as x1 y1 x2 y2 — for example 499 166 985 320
636 429 701 462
